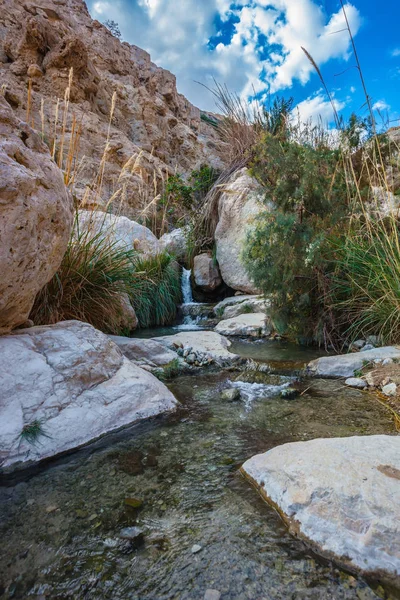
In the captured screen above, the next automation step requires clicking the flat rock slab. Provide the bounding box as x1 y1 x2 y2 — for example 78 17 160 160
156 330 239 363
214 295 262 312
307 347 400 378
215 313 270 337
0 321 177 470
109 335 177 367
241 435 400 581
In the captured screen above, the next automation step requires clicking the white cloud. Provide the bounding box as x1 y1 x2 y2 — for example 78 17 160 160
293 92 346 126
392 48 400 57
373 100 390 112
89 0 361 111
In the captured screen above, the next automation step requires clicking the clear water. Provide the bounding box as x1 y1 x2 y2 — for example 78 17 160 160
0 344 398 600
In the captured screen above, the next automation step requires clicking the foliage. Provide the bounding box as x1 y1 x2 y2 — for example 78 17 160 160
19 420 49 445
30 226 138 334
155 358 181 381
244 133 349 344
189 165 220 204
329 216 400 345
129 252 182 328
104 20 121 39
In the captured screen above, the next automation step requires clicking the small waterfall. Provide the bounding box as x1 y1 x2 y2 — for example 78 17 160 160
181 268 194 304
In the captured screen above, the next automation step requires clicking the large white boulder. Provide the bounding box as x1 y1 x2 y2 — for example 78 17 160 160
193 253 222 291
109 335 178 368
308 346 400 378
242 435 400 581
0 321 177 469
215 168 266 294
77 210 160 255
159 227 188 262
215 313 270 337
0 97 73 334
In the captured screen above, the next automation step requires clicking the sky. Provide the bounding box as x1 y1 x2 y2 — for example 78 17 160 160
87 0 400 129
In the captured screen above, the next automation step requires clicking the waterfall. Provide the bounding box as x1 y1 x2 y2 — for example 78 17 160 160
181 267 194 304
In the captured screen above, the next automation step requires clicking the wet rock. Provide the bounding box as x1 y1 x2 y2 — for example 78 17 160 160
345 378 367 389
220 388 241 402
204 590 221 600
124 498 144 509
186 353 197 365
280 387 299 399
191 544 202 554
242 435 400 581
118 451 145 476
307 347 400 378
119 527 144 542
157 331 240 364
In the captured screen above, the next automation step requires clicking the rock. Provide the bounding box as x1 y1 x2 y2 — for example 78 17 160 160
191 544 202 554
119 527 144 542
307 347 400 378
215 168 266 294
366 335 380 347
280 387 299 399
117 293 138 332
159 228 188 263
109 336 177 367
0 321 177 469
361 344 375 352
193 254 222 291
241 435 400 581
0 0 225 214
204 590 221 600
345 378 367 389
382 358 394 366
0 97 73 334
382 382 397 396
350 339 366 350
77 210 160 255
124 498 144 509
220 388 241 402
215 313 270 337
157 331 240 364
222 298 267 320
186 353 197 365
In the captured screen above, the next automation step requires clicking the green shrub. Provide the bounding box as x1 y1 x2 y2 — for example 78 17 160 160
19 419 49 445
129 252 182 328
31 227 138 334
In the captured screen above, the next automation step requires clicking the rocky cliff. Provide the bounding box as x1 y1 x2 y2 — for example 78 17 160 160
0 0 225 216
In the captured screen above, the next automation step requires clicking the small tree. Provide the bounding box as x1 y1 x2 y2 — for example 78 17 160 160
104 19 121 39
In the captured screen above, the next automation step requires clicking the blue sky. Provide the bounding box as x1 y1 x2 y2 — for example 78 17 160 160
88 0 400 128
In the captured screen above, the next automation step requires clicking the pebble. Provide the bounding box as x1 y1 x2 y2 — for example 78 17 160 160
382 382 397 396
360 344 375 352
191 544 202 554
119 527 144 541
280 387 299 399
204 590 221 600
344 377 367 389
382 358 393 366
351 339 366 350
220 388 241 402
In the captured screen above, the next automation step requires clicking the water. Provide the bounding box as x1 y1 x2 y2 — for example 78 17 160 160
0 343 398 600
179 268 203 329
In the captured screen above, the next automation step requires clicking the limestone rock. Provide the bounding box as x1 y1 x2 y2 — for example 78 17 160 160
222 297 267 320
345 377 367 389
215 313 270 337
0 97 73 334
109 335 178 368
193 253 222 291
382 382 397 396
157 331 239 364
77 210 160 255
307 347 400 378
0 0 226 215
215 168 266 293
241 435 400 580
117 293 138 332
0 321 177 469
159 228 188 263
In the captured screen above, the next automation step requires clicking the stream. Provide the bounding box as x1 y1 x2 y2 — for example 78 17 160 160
0 340 397 599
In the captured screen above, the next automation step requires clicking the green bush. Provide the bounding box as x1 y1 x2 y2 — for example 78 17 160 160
129 252 182 328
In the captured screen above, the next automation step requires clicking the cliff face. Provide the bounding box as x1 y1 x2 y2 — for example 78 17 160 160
0 0 225 215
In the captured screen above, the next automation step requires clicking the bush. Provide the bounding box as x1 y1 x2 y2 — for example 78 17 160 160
30 227 138 334
129 252 182 328
243 133 349 344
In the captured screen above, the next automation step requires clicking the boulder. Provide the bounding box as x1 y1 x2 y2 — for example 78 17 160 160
307 347 400 378
215 313 270 337
77 210 160 255
0 97 73 334
109 335 178 368
215 168 266 294
159 228 188 262
344 377 367 389
117 293 138 332
0 321 177 469
241 435 400 581
221 298 267 320
193 253 222 291
157 330 239 364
